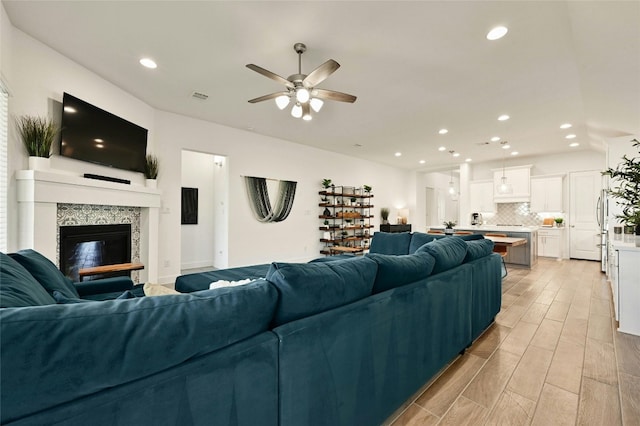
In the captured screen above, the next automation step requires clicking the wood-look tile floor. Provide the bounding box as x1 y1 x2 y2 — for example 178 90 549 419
387 258 640 426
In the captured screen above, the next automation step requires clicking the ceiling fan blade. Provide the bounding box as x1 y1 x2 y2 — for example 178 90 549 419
248 92 288 103
303 59 340 88
312 88 357 103
246 64 294 88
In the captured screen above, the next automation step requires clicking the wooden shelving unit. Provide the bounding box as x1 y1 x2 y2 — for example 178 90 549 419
318 185 373 256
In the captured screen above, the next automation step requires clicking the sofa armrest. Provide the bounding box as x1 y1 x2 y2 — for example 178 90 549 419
74 277 134 296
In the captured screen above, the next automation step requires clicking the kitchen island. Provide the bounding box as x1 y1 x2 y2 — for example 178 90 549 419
430 225 538 268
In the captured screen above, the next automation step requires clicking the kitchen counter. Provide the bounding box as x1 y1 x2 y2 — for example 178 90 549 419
428 225 538 268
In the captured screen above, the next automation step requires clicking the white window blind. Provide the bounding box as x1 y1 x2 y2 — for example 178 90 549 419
0 84 8 252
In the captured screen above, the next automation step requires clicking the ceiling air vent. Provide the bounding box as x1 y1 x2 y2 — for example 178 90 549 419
191 91 209 100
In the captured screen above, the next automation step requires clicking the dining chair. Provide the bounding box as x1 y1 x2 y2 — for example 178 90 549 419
485 233 508 278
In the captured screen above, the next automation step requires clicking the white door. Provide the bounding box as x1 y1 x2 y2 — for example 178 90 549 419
569 171 601 260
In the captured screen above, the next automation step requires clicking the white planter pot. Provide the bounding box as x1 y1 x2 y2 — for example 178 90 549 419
145 179 157 189
28 156 50 171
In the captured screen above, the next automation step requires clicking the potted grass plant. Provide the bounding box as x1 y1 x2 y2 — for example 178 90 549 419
443 220 457 235
16 115 58 170
144 154 159 188
603 138 640 237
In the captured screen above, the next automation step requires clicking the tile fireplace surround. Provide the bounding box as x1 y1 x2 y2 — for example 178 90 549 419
16 170 161 283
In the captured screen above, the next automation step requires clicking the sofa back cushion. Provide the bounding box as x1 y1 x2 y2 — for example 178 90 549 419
0 279 278 422
0 252 56 307
366 252 436 294
463 238 495 263
266 256 377 326
408 232 444 254
415 236 468 274
9 249 79 299
369 232 412 255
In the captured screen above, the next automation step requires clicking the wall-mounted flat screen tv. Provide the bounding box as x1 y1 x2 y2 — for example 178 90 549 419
60 92 148 173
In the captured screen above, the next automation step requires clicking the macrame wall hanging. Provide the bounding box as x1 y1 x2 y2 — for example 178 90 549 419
244 176 297 223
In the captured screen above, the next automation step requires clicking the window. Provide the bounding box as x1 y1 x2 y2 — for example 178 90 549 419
0 79 8 252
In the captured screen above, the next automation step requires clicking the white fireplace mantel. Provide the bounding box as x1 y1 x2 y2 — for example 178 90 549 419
16 170 161 283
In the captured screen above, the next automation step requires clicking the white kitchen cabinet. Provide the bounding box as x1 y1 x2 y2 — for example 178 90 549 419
612 241 640 336
538 228 562 258
493 165 531 203
530 175 564 212
469 180 496 213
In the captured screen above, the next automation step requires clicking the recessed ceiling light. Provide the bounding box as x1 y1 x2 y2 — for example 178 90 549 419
139 58 157 69
438 146 446 151
498 114 510 121
419 160 426 164
94 138 103 143
95 144 104 149
395 152 402 157
63 106 76 113
511 151 519 156
565 134 576 139
487 26 508 41
569 142 579 147
465 158 472 162
502 144 511 149
453 152 460 157
560 123 572 129
491 136 500 142
438 128 448 135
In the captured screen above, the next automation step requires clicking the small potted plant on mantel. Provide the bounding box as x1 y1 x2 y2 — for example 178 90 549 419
144 154 159 188
443 220 457 235
16 115 59 171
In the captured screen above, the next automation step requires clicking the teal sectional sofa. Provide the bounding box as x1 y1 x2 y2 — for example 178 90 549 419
1 232 501 425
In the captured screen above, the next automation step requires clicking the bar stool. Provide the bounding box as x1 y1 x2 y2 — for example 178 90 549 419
427 229 444 234
453 231 473 235
485 233 508 278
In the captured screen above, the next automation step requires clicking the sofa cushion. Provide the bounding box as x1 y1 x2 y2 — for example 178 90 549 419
53 289 136 303
369 232 412 255
464 239 495 263
408 232 443 254
9 249 79 299
415 236 468 274
308 254 357 263
0 252 56 307
266 257 378 326
366 252 436 293
0 279 278 422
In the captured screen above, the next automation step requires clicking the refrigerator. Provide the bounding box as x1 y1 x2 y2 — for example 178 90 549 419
596 189 608 273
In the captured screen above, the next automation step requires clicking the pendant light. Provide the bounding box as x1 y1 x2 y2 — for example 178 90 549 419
448 150 457 198
498 141 513 194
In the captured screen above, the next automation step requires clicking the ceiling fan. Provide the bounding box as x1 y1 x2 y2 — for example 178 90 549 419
246 43 357 120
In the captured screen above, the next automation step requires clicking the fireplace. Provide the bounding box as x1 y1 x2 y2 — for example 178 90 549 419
59 224 132 281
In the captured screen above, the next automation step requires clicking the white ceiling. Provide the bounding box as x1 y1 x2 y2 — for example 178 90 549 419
3 1 639 171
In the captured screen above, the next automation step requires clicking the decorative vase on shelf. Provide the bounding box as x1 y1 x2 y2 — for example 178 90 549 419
28 156 50 171
444 228 454 235
145 179 157 189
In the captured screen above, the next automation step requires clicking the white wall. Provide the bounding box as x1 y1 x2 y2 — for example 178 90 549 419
154 110 412 282
180 150 215 270
3 19 413 283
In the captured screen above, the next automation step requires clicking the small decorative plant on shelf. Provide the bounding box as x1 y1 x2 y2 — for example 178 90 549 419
380 208 390 224
602 138 640 235
322 178 332 191
363 185 372 194
554 217 564 227
323 219 330 229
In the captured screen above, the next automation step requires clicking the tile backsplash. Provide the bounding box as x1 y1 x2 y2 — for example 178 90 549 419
483 203 562 227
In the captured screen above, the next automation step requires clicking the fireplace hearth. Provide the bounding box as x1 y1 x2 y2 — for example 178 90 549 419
60 224 132 281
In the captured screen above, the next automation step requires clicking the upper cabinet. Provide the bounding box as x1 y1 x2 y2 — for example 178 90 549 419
530 175 564 212
469 180 496 213
493 165 532 203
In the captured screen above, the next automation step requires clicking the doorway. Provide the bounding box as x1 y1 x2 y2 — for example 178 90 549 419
180 150 229 271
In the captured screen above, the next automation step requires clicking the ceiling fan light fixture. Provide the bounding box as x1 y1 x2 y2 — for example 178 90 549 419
291 103 303 118
310 98 324 112
296 87 310 103
275 95 290 110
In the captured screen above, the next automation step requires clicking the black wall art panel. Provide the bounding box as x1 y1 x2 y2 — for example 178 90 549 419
181 187 198 225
